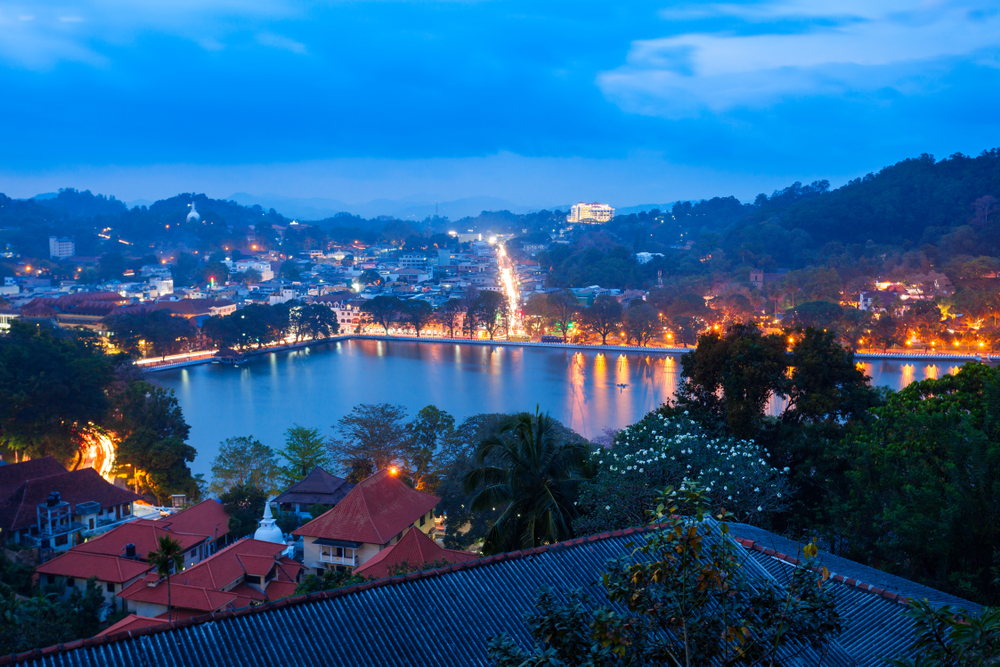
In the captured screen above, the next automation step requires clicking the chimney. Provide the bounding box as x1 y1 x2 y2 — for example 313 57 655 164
47 492 61 507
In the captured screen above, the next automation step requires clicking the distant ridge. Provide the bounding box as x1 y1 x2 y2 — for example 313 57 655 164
227 193 556 221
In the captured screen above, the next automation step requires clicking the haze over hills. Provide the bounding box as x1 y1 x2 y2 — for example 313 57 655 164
226 193 552 221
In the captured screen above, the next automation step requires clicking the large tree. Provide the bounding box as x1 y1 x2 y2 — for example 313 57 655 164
581 294 623 344
404 405 455 492
210 436 280 496
329 403 410 482
0 322 116 462
402 299 434 337
360 295 401 335
277 424 333 486
110 380 198 503
675 322 788 440
471 291 508 340
462 408 589 554
623 300 658 346
545 291 578 343
841 363 1000 604
437 298 464 338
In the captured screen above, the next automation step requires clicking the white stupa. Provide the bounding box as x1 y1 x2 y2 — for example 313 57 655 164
253 500 284 544
186 201 201 223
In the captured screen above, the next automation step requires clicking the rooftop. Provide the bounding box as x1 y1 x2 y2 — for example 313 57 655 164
273 467 353 507
353 526 476 580
0 457 67 501
0 468 142 533
35 550 152 584
293 468 439 545
5 522 962 667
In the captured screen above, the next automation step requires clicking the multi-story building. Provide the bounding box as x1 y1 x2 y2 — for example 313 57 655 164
293 468 439 575
567 202 614 224
48 236 75 260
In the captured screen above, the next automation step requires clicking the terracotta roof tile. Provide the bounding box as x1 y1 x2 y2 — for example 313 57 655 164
95 614 167 637
35 551 151 583
74 519 207 560
158 500 229 542
293 469 438 545
354 526 476 580
273 467 353 507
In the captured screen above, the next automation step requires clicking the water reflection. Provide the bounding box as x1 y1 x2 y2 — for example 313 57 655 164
154 341 985 478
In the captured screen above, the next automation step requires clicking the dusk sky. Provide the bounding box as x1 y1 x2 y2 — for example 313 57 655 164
1 0 998 208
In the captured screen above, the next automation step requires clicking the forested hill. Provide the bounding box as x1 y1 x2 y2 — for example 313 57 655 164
749 150 1000 247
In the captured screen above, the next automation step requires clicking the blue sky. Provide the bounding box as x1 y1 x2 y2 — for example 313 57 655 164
0 0 998 207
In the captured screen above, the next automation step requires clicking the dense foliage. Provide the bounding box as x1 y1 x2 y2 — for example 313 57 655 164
574 408 789 536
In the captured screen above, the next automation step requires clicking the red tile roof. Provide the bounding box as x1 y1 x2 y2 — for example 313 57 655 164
354 527 476 580
0 468 142 533
73 519 207 560
95 614 167 637
294 469 439 545
0 457 67 501
119 575 239 612
173 539 287 591
36 551 151 583
157 500 229 543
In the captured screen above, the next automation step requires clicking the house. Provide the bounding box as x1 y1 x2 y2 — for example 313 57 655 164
352 525 475 580
72 499 230 569
273 467 354 518
13 520 977 667
292 468 439 575
0 457 67 500
117 538 302 619
35 550 153 611
0 467 142 552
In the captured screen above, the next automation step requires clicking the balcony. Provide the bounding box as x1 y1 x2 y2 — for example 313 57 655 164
319 551 357 567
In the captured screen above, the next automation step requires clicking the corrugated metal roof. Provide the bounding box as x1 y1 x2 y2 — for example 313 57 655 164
4 525 878 667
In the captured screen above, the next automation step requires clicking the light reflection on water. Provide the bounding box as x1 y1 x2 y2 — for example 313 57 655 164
154 341 974 478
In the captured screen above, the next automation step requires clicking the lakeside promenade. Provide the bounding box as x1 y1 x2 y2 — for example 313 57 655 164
139 333 999 373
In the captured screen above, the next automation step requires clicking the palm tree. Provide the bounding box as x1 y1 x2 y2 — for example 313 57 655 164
462 407 589 555
148 535 184 621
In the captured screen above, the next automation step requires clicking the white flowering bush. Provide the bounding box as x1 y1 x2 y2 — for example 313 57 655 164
575 407 790 535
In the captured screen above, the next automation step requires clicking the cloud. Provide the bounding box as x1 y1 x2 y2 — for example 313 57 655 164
600 1 1000 117
256 31 306 54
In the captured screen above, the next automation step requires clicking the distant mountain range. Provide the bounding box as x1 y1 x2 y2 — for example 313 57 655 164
224 193 550 221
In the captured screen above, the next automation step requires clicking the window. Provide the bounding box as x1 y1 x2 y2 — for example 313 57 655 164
89 518 95 530
66 578 75 587
47 574 56 585
55 534 68 546
107 582 115 593
419 514 426 527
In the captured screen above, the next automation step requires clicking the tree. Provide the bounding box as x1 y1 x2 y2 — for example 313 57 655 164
219 483 269 539
675 322 788 440
889 600 1000 667
546 291 578 343
0 322 116 462
869 313 903 351
841 363 1000 604
471 291 508 340
295 569 368 595
574 407 790 536
437 298 464 338
148 536 184 622
358 269 382 286
402 299 434 337
669 314 701 347
293 303 339 341
361 295 401 335
462 407 589 554
623 300 658 346
210 436 280 496
279 259 301 281
405 405 455 491
110 381 198 503
581 295 623 344
490 486 841 667
277 424 332 486
329 403 410 482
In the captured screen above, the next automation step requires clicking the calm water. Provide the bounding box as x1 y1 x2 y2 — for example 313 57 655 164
152 340 977 479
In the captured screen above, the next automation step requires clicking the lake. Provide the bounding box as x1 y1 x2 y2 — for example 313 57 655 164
152 339 976 479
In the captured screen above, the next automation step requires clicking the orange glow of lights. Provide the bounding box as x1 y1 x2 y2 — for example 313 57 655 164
389 467 399 475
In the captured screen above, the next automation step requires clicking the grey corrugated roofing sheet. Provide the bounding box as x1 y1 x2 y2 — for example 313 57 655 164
5 522 957 667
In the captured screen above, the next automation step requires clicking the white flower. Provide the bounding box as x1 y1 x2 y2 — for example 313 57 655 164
757 506 763 511
605 505 611 511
